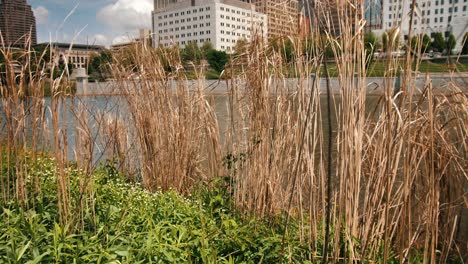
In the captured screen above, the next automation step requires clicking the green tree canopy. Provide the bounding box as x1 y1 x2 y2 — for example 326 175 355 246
432 32 446 52
410 34 431 53
446 33 456 55
89 50 113 81
182 42 202 64
463 33 468 55
206 49 228 73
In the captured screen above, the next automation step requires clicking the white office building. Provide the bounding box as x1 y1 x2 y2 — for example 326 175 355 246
152 0 268 52
378 0 468 53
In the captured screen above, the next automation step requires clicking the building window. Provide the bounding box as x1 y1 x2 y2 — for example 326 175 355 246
220 7 224 11
206 7 210 11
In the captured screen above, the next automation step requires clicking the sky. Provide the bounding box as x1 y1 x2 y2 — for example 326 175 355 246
29 0 154 47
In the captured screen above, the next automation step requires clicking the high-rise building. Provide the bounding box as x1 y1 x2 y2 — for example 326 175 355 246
253 0 298 38
379 0 468 53
0 0 37 47
153 0 267 52
307 0 350 36
365 0 382 30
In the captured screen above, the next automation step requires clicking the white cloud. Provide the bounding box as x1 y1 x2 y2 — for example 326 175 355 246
92 34 109 45
97 0 153 32
112 35 133 45
33 6 49 25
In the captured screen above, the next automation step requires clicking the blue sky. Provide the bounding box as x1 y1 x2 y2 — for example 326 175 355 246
29 0 153 46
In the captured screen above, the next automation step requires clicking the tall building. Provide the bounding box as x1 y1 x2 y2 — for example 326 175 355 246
379 0 468 53
0 0 37 47
253 0 298 38
153 0 267 52
365 0 382 30
307 0 352 36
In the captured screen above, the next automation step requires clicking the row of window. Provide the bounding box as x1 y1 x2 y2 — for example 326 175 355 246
219 14 261 21
157 7 210 20
390 4 466 12
219 6 245 15
388 6 466 19
390 0 467 9
162 38 211 47
220 30 251 36
220 23 249 30
157 15 210 26
160 31 212 40
158 23 211 33
220 38 241 43
387 14 458 27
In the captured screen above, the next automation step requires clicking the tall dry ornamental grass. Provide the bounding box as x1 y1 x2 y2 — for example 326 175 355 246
0 0 467 262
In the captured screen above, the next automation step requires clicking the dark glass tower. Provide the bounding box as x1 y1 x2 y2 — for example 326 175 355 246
0 0 37 47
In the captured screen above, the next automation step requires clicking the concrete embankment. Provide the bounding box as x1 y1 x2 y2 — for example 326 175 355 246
76 73 468 96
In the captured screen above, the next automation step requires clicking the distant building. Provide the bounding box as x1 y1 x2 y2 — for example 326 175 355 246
0 0 37 47
365 0 382 30
110 29 154 52
36 43 105 69
298 12 311 37
152 0 267 52
252 0 298 38
379 0 468 52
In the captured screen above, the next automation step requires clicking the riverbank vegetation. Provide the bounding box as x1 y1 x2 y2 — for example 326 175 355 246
1 1 467 263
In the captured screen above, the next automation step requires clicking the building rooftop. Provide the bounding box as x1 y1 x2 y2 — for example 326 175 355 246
35 42 105 51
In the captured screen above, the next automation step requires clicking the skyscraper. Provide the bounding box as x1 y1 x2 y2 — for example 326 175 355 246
253 0 298 38
364 0 382 30
0 0 37 47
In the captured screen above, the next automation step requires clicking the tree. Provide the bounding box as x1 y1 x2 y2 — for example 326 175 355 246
463 33 468 55
201 41 214 59
432 32 446 52
206 49 228 73
89 50 113 81
410 34 431 53
182 42 202 64
446 33 456 55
